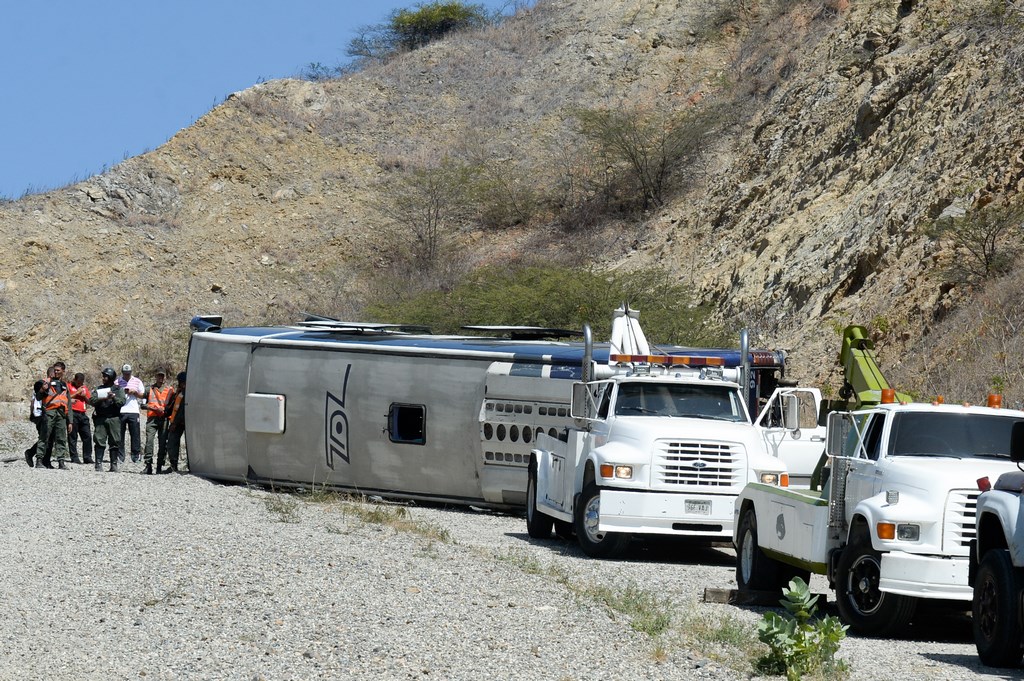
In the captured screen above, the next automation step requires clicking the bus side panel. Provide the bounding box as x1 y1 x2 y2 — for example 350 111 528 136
185 335 252 480
245 346 486 501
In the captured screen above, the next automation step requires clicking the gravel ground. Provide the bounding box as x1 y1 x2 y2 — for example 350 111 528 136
0 417 1011 680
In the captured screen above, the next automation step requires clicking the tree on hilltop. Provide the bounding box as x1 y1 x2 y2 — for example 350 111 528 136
348 1 493 60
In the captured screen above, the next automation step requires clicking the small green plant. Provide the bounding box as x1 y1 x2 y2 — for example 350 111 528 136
263 494 300 523
755 577 848 680
585 582 673 636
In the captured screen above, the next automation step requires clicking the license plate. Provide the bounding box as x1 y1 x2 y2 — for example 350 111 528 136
686 500 712 516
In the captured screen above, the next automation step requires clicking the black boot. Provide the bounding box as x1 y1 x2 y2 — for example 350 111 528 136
83 457 94 464
25 447 34 468
70 456 82 464
145 463 153 475
34 460 45 468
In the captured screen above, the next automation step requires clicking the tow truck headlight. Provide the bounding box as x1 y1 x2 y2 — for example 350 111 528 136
600 464 633 479
897 524 920 541
759 472 789 487
876 522 920 542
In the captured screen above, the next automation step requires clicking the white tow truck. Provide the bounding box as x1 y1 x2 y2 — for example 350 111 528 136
971 422 1024 667
525 309 814 558
735 394 1024 636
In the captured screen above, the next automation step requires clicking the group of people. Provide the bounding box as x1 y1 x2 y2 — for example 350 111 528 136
28 362 187 474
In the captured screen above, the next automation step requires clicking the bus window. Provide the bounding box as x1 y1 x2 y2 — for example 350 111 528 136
389 403 426 445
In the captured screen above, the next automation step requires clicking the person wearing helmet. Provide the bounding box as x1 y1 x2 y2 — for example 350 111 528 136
88 368 127 472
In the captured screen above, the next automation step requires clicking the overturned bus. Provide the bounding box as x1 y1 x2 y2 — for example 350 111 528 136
183 309 793 508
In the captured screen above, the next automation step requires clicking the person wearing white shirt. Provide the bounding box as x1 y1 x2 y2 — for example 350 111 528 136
116 363 145 464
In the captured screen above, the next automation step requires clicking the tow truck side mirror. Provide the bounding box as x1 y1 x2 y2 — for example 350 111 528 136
826 411 851 458
782 394 800 432
571 382 596 421
1011 421 1024 463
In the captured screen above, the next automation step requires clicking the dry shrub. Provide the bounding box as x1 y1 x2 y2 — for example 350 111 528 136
893 265 1024 408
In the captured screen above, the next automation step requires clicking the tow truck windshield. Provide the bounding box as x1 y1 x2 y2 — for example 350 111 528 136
614 382 747 422
888 412 1024 459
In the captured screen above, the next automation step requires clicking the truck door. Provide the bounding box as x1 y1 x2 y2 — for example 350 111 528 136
755 388 826 488
844 413 886 514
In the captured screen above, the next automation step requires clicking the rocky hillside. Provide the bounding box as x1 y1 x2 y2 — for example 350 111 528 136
1 0 1022 402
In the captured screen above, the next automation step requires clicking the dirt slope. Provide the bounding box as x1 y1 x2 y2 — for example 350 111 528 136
1 0 1022 400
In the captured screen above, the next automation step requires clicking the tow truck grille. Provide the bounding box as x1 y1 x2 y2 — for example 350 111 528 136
654 440 743 488
943 489 979 551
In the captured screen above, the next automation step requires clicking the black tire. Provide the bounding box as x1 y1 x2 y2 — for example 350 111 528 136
835 535 917 636
735 508 807 591
525 465 553 539
736 508 779 590
574 481 630 559
973 549 1024 668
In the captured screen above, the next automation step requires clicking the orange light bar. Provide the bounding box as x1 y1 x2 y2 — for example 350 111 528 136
881 388 896 404
609 354 725 366
988 394 1003 409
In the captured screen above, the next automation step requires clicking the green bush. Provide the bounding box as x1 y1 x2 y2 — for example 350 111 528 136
348 2 493 59
364 264 732 347
755 577 848 680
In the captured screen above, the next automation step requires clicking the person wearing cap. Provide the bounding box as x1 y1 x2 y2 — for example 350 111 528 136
143 369 173 475
163 372 187 473
116 363 145 464
88 368 126 472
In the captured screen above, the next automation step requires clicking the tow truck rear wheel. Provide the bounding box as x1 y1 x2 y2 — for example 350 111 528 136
737 508 786 591
574 482 629 559
835 535 916 636
973 548 1024 668
525 464 553 539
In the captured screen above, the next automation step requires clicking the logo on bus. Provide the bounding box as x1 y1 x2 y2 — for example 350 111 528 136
325 365 352 469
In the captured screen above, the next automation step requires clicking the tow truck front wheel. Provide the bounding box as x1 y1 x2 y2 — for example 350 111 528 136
525 464 554 539
574 482 629 559
836 537 916 636
973 548 1024 668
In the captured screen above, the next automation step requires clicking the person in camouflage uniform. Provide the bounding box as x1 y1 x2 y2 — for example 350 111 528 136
88 368 126 472
35 362 72 470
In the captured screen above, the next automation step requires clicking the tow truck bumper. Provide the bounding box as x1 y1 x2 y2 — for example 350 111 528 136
879 552 972 601
598 489 733 539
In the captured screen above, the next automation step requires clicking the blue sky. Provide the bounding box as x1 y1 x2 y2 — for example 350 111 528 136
0 0 517 199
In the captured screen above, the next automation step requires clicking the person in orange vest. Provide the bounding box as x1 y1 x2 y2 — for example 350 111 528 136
143 369 173 475
35 361 72 470
162 371 186 474
68 371 93 465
